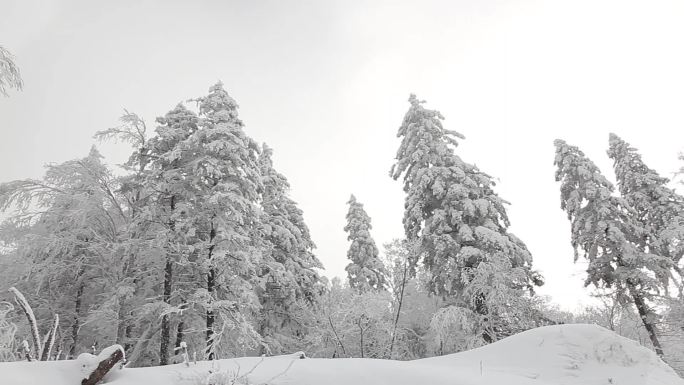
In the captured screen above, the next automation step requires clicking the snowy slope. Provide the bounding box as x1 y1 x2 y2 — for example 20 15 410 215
1 324 681 385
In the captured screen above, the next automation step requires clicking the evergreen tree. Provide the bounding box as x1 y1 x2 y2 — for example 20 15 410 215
256 143 323 352
554 139 671 356
143 104 200 365
0 147 127 357
258 144 323 300
344 195 387 292
608 133 684 286
390 94 541 342
190 82 265 358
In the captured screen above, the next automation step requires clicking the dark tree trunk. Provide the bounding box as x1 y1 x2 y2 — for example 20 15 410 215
160 195 177 365
81 347 124 385
631 289 664 357
116 296 128 349
206 222 217 360
124 320 133 354
474 293 494 343
174 321 185 350
70 284 85 358
206 267 215 359
159 258 173 365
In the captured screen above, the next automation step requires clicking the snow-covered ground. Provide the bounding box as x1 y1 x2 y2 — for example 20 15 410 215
1 324 681 385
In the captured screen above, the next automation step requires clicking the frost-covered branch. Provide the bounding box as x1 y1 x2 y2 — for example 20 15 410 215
0 46 23 97
9 287 41 360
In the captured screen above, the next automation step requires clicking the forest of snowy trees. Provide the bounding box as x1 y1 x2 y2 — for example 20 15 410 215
2 80 684 375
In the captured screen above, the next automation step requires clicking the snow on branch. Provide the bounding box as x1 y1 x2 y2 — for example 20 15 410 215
8 287 41 360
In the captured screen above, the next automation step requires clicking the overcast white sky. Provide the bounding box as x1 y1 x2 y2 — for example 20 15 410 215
2 0 684 310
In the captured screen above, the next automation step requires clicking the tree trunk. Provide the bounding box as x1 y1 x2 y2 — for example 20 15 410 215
206 267 215 359
159 258 173 365
327 314 346 357
474 293 494 343
116 296 128 348
70 284 85 358
126 323 159 368
81 347 124 385
358 317 365 358
40 314 59 361
631 289 664 357
206 222 217 360
174 321 185 350
388 255 409 359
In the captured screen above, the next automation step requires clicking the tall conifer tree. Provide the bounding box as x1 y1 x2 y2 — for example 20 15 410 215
608 133 684 284
554 139 671 356
390 94 540 342
344 195 387 292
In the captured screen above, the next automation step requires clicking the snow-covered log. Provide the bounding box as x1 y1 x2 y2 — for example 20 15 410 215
9 287 41 360
81 345 125 385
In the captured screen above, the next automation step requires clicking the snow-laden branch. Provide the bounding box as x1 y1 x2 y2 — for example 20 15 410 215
8 287 41 360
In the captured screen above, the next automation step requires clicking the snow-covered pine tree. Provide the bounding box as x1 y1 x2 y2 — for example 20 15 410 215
344 195 387 292
554 139 672 356
608 133 684 290
95 110 172 363
190 82 264 358
256 143 323 353
143 104 200 365
258 143 323 301
390 94 540 343
0 147 127 358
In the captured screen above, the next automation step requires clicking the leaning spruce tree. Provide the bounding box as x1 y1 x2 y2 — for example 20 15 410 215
344 194 387 292
258 143 323 300
390 94 541 342
608 133 684 282
257 143 323 352
554 139 671 357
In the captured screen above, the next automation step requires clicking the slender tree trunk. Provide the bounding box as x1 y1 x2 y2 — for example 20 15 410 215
70 284 85 358
327 314 346 357
630 288 664 357
116 294 129 349
160 195 177 365
126 323 160 368
174 320 185 354
206 267 215 359
124 316 134 354
40 314 59 361
206 222 216 360
358 317 365 358
388 256 409 359
474 293 493 343
159 259 173 365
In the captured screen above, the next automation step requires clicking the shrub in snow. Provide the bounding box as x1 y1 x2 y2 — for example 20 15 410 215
0 301 17 362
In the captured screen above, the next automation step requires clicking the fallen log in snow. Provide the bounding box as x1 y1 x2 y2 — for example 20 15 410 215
81 345 125 385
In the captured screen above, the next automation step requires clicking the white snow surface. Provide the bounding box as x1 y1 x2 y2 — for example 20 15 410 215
1 324 681 385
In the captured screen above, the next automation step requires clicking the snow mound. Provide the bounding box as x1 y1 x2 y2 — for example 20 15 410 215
1 324 681 385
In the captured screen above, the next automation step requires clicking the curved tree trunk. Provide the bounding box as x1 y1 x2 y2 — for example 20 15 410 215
630 288 664 357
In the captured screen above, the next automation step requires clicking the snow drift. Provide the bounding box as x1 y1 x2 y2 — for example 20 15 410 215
1 324 681 385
